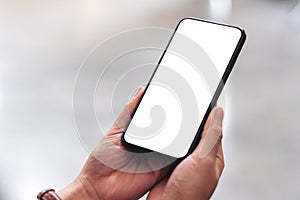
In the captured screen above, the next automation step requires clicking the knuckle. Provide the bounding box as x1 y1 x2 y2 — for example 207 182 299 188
202 155 216 167
208 124 223 139
211 124 222 134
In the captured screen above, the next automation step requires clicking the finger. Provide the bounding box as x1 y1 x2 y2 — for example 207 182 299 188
111 86 145 132
147 177 168 200
215 142 225 176
202 108 213 138
217 142 224 160
128 86 144 114
197 107 224 159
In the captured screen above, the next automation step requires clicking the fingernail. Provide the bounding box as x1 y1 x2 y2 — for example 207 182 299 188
213 107 224 125
198 108 223 159
134 87 142 97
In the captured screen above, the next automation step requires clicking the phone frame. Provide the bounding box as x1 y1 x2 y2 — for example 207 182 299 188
121 17 246 159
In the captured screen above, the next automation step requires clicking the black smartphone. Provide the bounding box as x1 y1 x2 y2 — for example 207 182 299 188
122 18 246 159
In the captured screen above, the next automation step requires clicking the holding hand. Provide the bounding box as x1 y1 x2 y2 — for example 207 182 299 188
57 87 224 200
147 107 224 200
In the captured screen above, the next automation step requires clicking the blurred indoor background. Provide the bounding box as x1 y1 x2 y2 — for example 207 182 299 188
1 0 300 199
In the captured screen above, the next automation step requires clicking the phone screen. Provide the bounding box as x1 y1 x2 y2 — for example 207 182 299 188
123 18 245 158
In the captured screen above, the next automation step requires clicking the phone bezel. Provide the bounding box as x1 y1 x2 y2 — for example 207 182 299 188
121 17 246 159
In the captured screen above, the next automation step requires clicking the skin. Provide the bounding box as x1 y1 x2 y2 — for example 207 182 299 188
58 86 224 200
147 104 224 200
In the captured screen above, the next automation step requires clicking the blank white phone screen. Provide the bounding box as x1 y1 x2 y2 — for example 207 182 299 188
124 19 242 158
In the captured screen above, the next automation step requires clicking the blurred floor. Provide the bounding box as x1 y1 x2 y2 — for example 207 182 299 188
0 0 300 199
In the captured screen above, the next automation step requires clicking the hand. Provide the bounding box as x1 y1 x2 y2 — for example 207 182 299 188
58 87 171 200
58 86 225 200
147 107 225 200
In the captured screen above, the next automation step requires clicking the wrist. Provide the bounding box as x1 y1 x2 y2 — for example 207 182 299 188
57 176 99 200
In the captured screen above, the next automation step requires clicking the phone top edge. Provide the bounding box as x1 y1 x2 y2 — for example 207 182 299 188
179 17 247 37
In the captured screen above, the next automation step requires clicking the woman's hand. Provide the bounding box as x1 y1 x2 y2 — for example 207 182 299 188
147 107 225 200
58 87 171 200
57 86 225 200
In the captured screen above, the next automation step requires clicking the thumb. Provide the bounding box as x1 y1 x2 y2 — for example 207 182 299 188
197 107 224 159
112 86 145 131
128 86 145 114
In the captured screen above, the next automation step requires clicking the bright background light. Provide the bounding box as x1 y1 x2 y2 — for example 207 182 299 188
209 0 232 20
